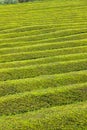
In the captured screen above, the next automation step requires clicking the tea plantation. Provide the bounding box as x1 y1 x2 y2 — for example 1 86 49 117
0 0 87 129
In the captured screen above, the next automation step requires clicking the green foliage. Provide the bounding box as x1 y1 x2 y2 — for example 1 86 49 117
0 53 87 69
0 59 87 81
0 70 86 96
0 82 87 116
0 102 87 130
0 46 87 62
0 0 87 129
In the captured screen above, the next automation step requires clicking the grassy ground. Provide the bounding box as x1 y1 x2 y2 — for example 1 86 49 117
0 0 87 129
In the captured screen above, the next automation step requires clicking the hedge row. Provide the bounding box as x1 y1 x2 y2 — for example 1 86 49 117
0 53 87 69
0 70 86 96
0 82 86 116
0 46 87 63
0 59 87 81
0 101 87 130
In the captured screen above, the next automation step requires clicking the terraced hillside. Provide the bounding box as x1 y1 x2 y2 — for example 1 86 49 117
0 0 87 129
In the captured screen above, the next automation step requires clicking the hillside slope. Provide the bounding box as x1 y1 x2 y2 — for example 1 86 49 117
0 0 87 129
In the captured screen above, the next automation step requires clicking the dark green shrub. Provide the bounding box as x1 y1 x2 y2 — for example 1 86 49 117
18 0 34 3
